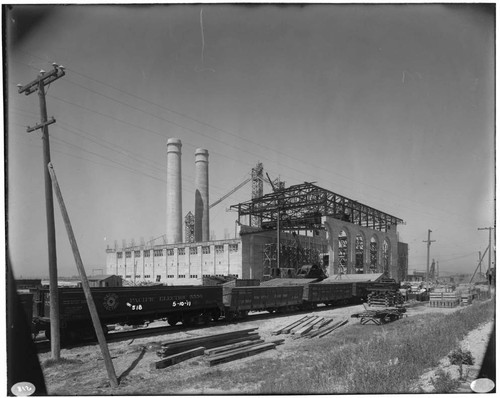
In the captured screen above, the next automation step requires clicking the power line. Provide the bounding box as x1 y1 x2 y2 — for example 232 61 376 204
13 55 491 225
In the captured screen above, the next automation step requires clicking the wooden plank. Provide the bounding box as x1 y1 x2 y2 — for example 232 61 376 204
306 319 334 338
272 315 310 335
293 324 314 337
152 347 205 370
160 328 259 348
207 343 276 366
279 315 314 335
158 333 260 357
293 317 325 337
205 339 265 356
316 319 348 338
289 316 319 334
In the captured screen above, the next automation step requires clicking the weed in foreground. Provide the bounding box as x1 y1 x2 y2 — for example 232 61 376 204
431 368 460 393
448 347 474 380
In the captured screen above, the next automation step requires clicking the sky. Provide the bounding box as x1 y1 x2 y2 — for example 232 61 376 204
5 3 496 278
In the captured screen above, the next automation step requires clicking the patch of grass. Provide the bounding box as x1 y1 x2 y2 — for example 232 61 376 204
258 300 493 394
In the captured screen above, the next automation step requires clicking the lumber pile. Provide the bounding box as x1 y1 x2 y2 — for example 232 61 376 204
429 291 460 308
152 327 282 369
367 291 405 307
272 315 348 338
205 339 284 367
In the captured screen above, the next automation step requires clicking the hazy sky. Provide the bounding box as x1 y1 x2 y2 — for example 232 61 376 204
5 4 495 278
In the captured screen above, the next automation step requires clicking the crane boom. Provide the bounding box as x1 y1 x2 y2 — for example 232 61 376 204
209 177 252 209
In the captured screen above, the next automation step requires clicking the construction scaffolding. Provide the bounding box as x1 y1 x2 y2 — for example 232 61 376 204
262 234 327 278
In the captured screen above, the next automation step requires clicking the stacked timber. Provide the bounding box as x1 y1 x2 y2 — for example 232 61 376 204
367 291 405 307
205 339 284 367
429 289 460 308
272 315 348 339
152 328 282 369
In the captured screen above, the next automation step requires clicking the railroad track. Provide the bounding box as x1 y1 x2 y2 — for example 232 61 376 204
34 323 179 352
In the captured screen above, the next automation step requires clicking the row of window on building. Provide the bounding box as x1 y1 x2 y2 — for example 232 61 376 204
123 273 240 281
117 244 239 259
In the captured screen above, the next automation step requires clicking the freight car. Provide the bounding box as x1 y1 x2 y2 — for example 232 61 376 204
28 277 395 343
223 285 304 320
301 282 353 308
33 285 223 342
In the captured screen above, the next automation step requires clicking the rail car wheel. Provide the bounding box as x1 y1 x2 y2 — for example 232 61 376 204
225 311 236 322
211 308 221 322
201 313 211 325
182 314 194 326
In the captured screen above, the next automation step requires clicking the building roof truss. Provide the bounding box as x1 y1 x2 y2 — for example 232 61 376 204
231 182 403 232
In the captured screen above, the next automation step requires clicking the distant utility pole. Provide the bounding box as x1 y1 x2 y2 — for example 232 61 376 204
18 63 65 360
423 229 435 291
478 226 495 297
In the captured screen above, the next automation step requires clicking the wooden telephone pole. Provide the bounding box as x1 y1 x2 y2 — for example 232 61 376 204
478 226 495 297
423 229 435 292
18 64 65 359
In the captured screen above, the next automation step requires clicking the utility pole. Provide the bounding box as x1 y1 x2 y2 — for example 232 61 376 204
478 226 495 297
423 229 435 292
18 64 65 360
479 251 482 277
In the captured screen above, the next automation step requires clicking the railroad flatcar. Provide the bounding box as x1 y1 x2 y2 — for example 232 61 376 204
33 285 223 341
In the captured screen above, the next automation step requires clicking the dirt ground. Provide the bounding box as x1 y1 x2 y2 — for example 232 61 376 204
36 300 494 395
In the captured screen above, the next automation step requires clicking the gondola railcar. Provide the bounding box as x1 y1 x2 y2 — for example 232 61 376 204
33 285 223 342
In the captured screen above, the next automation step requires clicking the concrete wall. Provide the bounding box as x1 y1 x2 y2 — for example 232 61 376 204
322 216 401 281
106 239 242 286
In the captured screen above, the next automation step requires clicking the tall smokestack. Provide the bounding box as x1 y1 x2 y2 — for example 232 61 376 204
195 148 209 242
166 138 182 243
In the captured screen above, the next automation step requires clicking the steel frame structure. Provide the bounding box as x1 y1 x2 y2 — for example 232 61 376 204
231 182 404 232
250 162 264 227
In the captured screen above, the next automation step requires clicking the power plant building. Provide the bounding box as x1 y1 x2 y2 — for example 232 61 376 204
106 138 408 285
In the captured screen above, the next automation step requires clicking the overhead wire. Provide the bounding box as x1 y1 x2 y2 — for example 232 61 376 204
11 54 492 227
